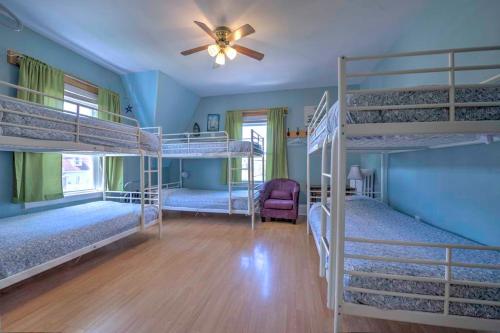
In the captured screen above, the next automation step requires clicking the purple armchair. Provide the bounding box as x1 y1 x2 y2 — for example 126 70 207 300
259 179 300 224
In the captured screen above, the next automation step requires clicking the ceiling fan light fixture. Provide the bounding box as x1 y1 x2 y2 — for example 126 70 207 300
207 44 220 57
215 51 226 65
224 46 237 60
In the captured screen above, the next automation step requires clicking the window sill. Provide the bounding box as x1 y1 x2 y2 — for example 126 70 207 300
23 191 103 210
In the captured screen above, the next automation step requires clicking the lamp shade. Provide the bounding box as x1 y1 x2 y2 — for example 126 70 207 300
347 165 363 180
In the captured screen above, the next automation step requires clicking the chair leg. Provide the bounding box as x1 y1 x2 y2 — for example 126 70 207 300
261 217 266 222
293 219 296 224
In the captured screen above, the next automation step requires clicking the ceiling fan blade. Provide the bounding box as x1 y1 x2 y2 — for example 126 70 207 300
228 24 255 42
194 21 217 40
233 44 264 61
180 44 210 56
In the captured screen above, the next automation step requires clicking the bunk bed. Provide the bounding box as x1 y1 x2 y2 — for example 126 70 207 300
306 45 500 332
162 130 265 229
0 81 163 289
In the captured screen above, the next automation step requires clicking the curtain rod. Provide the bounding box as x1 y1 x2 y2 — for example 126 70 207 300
7 49 99 94
237 108 288 115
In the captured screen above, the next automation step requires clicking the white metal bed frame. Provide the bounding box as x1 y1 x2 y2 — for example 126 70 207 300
0 82 163 290
162 130 265 229
306 45 500 332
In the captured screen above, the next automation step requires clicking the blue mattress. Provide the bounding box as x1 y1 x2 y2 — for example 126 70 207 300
162 188 251 211
0 201 158 280
308 196 500 319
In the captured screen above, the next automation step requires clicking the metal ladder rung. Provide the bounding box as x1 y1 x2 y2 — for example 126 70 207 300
144 170 158 173
322 173 332 178
321 236 330 255
321 204 331 216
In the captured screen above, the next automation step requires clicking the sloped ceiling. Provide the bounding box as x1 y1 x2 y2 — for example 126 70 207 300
3 0 430 96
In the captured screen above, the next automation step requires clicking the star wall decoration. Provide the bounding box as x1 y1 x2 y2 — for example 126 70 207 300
125 104 133 113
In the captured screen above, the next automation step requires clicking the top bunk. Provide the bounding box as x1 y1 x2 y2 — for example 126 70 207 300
308 45 500 153
162 130 265 158
0 81 161 156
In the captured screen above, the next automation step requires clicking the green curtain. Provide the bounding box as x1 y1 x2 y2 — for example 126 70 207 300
13 56 64 203
266 107 288 180
98 87 124 191
221 110 243 184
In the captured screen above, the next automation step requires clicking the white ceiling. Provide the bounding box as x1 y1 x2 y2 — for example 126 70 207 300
3 0 430 96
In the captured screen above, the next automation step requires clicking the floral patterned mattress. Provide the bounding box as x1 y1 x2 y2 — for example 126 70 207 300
0 201 158 281
0 95 160 152
308 196 500 319
308 84 500 151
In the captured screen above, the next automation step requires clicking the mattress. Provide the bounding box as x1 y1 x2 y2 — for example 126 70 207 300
162 188 251 211
308 84 500 151
0 201 158 280
308 196 500 319
0 95 161 152
163 140 263 155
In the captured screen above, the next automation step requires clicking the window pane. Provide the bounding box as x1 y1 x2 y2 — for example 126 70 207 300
62 155 98 192
63 101 77 113
80 106 96 117
242 122 266 182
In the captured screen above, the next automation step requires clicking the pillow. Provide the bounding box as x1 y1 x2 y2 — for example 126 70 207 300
270 190 292 200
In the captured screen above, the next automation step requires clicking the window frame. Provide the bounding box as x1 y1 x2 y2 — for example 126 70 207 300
61 83 103 196
241 116 267 182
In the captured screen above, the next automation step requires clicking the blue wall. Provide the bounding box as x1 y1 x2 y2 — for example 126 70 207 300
0 25 132 218
388 143 500 246
121 70 158 128
363 0 500 245
176 86 362 203
155 71 200 135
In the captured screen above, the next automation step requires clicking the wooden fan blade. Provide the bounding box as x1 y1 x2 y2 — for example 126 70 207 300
194 21 217 40
233 44 264 61
181 44 210 56
228 24 255 42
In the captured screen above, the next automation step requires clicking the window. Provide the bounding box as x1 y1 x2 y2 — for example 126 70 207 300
241 115 267 182
62 83 102 194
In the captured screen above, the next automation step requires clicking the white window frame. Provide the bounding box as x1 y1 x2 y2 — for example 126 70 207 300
241 116 267 182
62 83 102 196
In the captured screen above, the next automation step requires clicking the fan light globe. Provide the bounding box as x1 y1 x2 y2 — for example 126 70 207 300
207 44 220 57
215 52 226 65
224 46 237 60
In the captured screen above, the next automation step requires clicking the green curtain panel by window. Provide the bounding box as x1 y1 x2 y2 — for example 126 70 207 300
221 110 243 184
266 107 288 180
14 56 64 203
98 87 124 191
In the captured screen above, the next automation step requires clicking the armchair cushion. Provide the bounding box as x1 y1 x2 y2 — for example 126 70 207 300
270 190 292 200
263 199 294 210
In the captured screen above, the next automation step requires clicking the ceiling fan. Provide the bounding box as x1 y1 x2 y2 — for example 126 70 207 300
181 21 264 67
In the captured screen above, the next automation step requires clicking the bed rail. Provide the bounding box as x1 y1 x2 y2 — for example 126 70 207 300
0 81 160 154
340 45 500 137
161 130 264 157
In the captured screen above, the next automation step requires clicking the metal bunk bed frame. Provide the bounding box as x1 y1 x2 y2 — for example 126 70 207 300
162 130 265 229
307 45 500 332
0 82 163 289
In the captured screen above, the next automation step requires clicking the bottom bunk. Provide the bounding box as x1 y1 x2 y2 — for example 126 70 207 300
0 201 159 288
162 188 254 213
308 196 500 319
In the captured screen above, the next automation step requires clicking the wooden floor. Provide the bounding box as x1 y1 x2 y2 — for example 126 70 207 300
0 214 481 333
